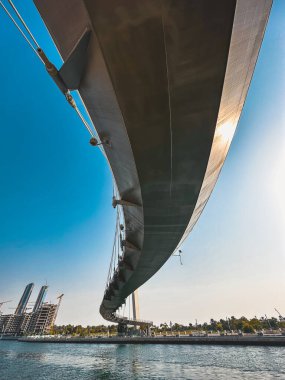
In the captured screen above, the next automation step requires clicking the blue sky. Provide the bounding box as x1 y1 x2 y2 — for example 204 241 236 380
0 1 284 326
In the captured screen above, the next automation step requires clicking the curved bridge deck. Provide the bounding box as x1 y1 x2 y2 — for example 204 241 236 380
33 0 272 323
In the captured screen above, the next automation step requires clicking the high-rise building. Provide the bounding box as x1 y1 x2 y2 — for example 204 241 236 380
27 303 58 335
0 283 62 336
33 286 48 313
14 283 34 316
0 314 23 335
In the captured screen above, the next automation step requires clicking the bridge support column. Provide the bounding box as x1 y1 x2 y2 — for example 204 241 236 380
132 290 140 321
117 323 128 336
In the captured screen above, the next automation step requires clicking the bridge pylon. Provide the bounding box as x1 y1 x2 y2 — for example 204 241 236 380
132 290 140 321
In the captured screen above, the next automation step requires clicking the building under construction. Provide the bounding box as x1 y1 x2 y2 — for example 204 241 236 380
0 283 63 336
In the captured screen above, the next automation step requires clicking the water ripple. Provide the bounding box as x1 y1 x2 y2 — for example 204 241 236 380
0 341 284 379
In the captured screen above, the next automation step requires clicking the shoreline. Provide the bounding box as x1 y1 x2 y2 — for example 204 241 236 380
14 335 285 346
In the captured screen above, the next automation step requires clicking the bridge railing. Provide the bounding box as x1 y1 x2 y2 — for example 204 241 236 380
112 313 153 326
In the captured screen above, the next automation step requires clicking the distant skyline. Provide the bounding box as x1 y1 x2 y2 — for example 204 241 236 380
0 1 284 326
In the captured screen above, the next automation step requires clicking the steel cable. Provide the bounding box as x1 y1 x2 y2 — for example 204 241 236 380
0 1 39 58
0 0 98 139
7 0 40 48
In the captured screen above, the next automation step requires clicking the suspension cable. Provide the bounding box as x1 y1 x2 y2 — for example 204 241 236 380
106 206 121 288
0 1 39 57
73 103 95 137
0 0 98 139
7 0 40 48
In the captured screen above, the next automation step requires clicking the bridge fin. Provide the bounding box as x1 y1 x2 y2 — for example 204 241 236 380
59 29 91 90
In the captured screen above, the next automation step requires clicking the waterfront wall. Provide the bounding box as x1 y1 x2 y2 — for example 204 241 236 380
19 335 285 346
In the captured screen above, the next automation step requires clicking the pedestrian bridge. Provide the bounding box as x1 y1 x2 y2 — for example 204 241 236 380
34 0 272 325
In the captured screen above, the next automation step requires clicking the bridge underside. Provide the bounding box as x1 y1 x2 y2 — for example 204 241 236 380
34 0 272 323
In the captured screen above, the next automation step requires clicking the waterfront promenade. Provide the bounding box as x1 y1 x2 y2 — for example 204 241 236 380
19 334 285 346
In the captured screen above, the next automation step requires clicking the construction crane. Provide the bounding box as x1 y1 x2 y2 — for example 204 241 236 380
0 300 12 314
50 294 64 331
275 308 285 321
56 294 64 316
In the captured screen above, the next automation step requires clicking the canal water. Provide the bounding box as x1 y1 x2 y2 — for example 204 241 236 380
0 340 284 379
